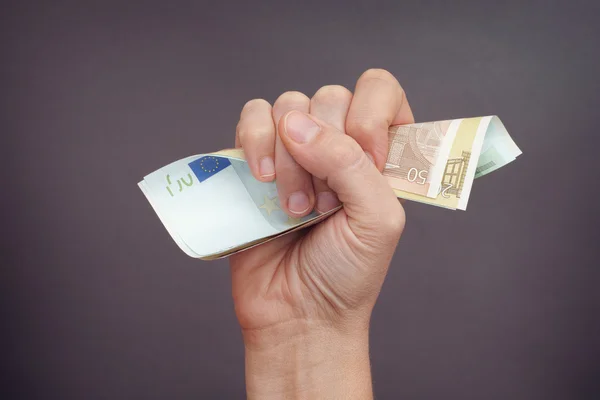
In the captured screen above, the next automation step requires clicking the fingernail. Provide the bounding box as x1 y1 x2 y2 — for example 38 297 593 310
365 151 375 164
259 156 275 179
316 191 339 213
288 191 310 214
284 111 320 143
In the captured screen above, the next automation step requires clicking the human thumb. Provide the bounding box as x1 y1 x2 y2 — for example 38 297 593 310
279 110 405 247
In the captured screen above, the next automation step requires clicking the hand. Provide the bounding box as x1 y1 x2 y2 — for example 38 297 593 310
230 69 414 399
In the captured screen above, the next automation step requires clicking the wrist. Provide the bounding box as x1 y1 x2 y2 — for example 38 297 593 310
243 320 373 400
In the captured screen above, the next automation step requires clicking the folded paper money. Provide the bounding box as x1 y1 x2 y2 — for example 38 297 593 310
138 116 521 259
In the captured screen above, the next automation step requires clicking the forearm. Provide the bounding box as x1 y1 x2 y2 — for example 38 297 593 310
243 321 373 400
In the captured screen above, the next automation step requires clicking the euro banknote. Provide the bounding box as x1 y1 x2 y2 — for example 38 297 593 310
138 116 521 259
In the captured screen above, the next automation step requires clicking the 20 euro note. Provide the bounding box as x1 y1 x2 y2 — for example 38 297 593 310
138 116 521 259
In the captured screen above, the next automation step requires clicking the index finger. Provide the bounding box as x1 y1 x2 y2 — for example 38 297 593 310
345 68 414 171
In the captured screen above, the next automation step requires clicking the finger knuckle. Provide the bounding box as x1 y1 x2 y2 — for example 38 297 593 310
237 127 274 146
359 68 396 84
242 98 270 114
359 69 406 108
275 91 310 106
311 85 352 105
346 117 388 139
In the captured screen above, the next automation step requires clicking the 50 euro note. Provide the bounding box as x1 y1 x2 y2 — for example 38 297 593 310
138 116 521 259
384 115 521 210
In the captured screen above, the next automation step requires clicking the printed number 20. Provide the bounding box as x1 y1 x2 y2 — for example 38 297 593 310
407 168 427 185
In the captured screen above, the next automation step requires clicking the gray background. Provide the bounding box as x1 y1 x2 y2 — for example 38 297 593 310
2 0 599 398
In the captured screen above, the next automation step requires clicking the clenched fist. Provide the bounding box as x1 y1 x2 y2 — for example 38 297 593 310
229 69 414 400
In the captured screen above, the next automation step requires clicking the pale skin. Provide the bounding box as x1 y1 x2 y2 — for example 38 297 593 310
230 69 414 399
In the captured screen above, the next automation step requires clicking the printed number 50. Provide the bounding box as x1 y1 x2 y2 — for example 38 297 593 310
407 167 427 185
